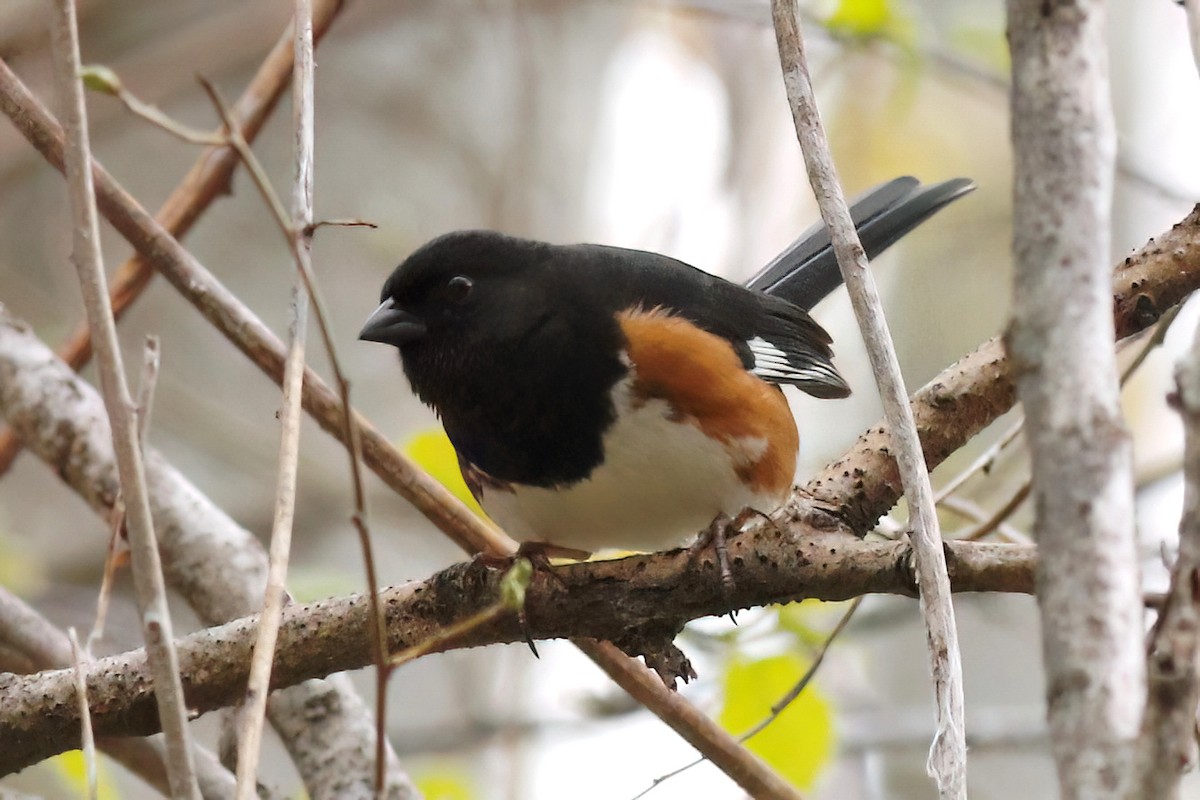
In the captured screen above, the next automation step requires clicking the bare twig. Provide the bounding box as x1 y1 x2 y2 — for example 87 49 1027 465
572 638 805 800
305 218 378 235
933 417 1025 504
67 628 97 800
1006 2 1142 797
634 597 863 799
48 3 199 797
390 559 532 669
0 0 347 476
88 336 159 653
232 3 315 793
80 65 224 145
938 495 1030 544
769 2 966 796
962 480 1031 542
188 80 390 718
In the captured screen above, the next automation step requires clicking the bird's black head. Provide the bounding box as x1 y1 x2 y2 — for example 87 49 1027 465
359 230 567 407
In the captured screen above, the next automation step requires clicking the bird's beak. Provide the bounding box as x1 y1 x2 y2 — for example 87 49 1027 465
358 298 427 345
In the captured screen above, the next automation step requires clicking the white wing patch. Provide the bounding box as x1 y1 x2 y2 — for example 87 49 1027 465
747 336 805 382
747 335 842 386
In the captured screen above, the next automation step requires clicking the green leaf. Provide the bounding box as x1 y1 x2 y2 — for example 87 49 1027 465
402 428 486 517
718 654 834 791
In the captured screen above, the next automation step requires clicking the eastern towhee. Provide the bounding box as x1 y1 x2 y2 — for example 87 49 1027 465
360 177 972 559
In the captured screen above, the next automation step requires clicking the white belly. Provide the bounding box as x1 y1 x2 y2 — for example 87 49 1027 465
479 383 790 554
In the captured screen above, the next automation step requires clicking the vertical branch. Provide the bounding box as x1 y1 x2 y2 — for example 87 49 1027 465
234 5 315 795
48 2 200 798
1006 1 1142 798
1135 328 1200 798
67 628 97 800
768 1 967 796
88 335 160 653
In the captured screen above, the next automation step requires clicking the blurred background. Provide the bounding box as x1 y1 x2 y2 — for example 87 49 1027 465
0 0 1197 797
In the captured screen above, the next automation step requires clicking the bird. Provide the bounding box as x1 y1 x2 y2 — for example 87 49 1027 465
360 176 973 564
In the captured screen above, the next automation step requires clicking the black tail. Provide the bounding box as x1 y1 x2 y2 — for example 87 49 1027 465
744 177 975 310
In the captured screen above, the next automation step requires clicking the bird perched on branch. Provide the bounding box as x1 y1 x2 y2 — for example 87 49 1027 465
361 177 972 570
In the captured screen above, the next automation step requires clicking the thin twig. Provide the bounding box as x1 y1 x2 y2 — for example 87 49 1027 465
937 495 1030 544
48 2 199 797
962 480 1031 542
633 597 863 800
305 218 378 235
576 638 804 800
769 2 967 796
390 559 532 669
234 3 315 793
88 335 159 653
933 417 1025 504
67 628 98 800
80 64 224 146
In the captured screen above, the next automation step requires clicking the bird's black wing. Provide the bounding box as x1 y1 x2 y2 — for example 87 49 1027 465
744 177 975 309
564 243 851 399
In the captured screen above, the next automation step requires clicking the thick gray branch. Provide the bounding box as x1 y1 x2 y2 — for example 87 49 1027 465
1006 1 1143 797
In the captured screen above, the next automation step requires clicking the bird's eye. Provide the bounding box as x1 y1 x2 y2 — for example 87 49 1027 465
445 275 473 304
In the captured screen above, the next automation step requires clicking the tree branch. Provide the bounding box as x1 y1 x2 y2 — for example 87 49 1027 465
0 528 1035 773
0 586 237 798
1006 2 1142 798
770 3 966 795
1134 303 1200 794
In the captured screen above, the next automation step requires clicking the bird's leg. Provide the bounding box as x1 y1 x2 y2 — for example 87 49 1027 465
693 512 737 598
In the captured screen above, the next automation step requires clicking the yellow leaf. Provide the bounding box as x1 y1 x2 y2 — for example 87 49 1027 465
52 749 120 800
416 767 475 800
825 0 892 38
718 654 834 791
402 428 486 517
